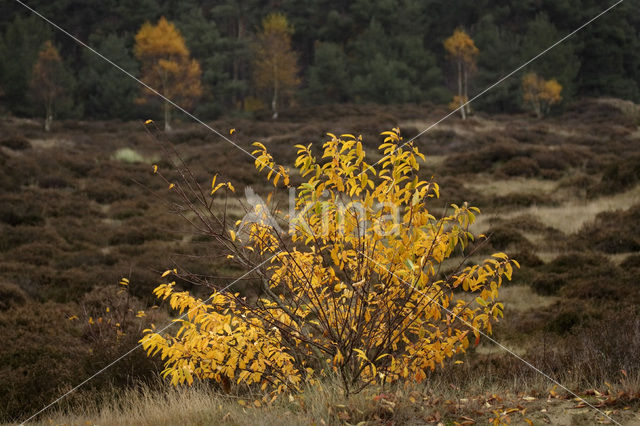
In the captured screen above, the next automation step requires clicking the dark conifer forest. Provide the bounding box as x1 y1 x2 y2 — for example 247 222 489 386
1 0 639 119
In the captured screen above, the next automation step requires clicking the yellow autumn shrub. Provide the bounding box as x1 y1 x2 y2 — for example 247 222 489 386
140 128 518 397
522 72 563 117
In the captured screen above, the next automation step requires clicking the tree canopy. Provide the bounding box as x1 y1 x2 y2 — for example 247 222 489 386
134 16 202 130
0 0 638 120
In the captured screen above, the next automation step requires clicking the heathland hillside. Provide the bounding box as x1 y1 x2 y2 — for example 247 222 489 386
1 99 639 424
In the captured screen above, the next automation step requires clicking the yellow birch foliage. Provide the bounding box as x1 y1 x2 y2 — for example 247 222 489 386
448 95 469 112
252 13 300 118
28 41 67 131
141 129 518 397
444 28 478 119
134 17 202 130
522 72 563 117
443 29 479 64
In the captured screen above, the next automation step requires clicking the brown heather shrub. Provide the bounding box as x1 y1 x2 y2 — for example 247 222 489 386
573 204 640 254
0 224 63 252
82 178 131 203
0 281 28 310
0 294 164 423
50 217 110 248
486 226 534 251
511 249 544 268
109 199 149 220
1 263 104 303
544 309 582 335
620 253 640 271
0 194 44 226
533 306 640 386
499 214 552 233
56 152 95 178
107 217 179 246
530 150 569 172
426 305 638 392
0 262 57 299
484 192 552 210
7 242 63 267
46 193 103 218
556 172 598 194
531 273 567 296
445 141 519 173
563 98 639 128
428 175 475 211
532 252 626 299
47 267 110 302
0 301 85 422
498 157 540 177
38 174 73 189
0 136 31 150
169 127 211 144
589 154 640 196
73 285 165 395
53 248 118 269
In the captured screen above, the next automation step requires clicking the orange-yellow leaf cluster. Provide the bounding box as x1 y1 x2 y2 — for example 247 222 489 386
522 72 563 117
134 17 202 129
142 128 518 396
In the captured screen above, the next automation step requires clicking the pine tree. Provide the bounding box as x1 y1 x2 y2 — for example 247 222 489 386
79 33 138 119
521 13 579 100
305 42 349 104
0 15 52 116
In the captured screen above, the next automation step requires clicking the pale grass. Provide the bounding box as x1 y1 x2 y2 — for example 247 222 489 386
32 385 294 426
24 377 519 426
425 154 447 169
536 251 560 263
497 284 558 312
536 251 636 265
25 358 639 426
112 147 159 164
30 378 390 426
476 184 640 235
524 185 640 234
520 231 548 246
30 371 637 426
29 138 75 149
466 176 557 198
